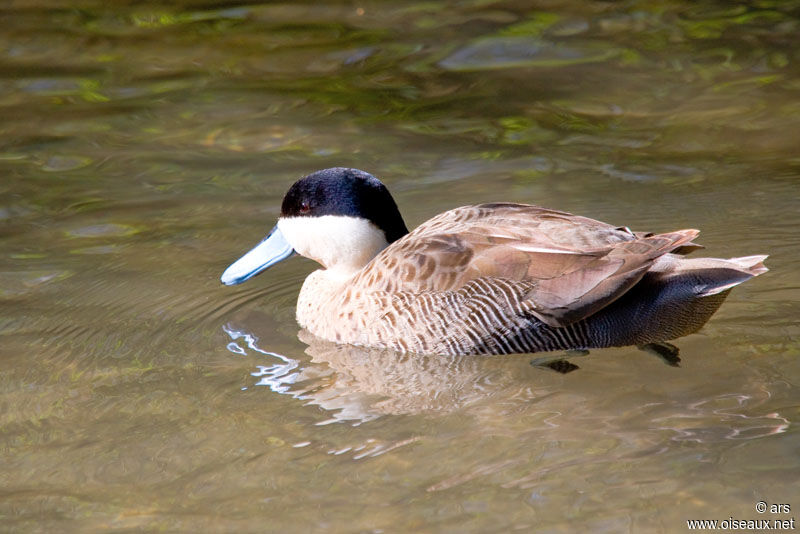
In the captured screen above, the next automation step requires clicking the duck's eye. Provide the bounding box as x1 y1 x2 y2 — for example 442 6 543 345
299 201 311 213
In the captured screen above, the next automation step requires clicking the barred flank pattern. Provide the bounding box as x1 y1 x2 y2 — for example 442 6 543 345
307 277 602 355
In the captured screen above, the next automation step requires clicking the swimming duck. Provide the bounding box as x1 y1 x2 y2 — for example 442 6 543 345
221 167 767 356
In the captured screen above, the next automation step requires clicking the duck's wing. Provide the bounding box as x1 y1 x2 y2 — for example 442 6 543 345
358 203 699 327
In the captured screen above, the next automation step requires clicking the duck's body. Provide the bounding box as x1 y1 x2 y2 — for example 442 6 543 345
222 168 767 356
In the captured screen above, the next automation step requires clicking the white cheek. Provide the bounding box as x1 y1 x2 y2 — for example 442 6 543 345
277 215 388 271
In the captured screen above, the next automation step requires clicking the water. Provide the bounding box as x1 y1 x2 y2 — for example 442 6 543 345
1 1 799 532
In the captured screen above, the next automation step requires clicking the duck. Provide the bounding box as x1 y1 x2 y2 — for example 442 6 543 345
221 167 768 356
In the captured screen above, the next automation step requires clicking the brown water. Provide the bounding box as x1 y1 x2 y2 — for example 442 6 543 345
2 1 799 532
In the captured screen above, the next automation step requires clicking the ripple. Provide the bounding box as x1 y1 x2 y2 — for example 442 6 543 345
64 223 141 239
598 162 702 183
69 244 127 255
439 37 619 71
40 155 93 172
201 124 311 153
649 394 791 443
0 270 74 297
0 204 35 220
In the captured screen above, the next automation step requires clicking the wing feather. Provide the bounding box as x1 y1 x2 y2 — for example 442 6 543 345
355 203 701 327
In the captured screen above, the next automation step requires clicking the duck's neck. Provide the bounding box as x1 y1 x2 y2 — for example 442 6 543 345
279 214 407 331
296 268 353 329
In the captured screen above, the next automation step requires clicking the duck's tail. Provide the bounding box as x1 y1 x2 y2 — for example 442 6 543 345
725 254 769 273
695 254 768 296
661 254 769 297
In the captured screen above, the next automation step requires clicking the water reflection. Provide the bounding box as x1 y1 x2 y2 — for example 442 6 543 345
223 315 790 448
223 319 556 424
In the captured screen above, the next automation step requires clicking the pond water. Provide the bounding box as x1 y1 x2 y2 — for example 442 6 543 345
2 1 799 532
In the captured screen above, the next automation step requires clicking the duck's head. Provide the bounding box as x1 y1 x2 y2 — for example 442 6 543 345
221 167 409 285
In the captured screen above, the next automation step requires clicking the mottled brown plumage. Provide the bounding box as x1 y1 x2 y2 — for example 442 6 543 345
357 204 699 325
294 203 765 355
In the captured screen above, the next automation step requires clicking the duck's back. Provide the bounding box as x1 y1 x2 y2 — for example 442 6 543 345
305 203 766 355
355 203 700 319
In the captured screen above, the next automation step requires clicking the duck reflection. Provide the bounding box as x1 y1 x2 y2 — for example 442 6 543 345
221 315 789 444
222 317 560 424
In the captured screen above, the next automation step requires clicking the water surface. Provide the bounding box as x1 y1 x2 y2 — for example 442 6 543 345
1 1 799 532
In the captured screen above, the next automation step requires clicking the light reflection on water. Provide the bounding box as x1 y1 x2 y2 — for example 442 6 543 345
1 0 800 531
